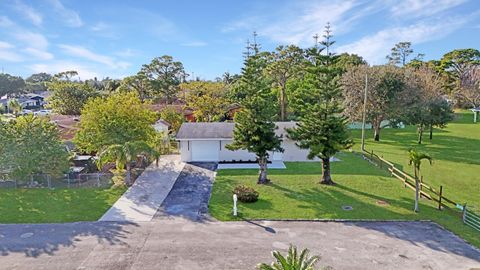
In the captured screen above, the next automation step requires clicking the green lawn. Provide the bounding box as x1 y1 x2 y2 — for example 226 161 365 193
351 110 480 212
209 152 480 248
0 186 126 223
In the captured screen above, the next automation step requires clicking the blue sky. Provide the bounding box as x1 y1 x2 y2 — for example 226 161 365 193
0 0 479 80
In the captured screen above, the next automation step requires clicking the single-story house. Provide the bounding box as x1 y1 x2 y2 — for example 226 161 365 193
153 119 170 133
176 122 318 162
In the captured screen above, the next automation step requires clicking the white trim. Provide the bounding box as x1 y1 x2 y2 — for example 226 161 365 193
177 138 232 141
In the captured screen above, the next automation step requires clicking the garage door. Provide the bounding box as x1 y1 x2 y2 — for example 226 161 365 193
191 140 219 162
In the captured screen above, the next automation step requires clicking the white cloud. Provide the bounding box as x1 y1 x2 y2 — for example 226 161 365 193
30 61 99 79
0 41 23 62
58 44 130 69
180 41 208 47
222 0 383 45
390 0 467 18
23 47 54 60
12 0 43 26
14 31 49 50
91 22 108 32
48 0 83 27
114 48 137 58
336 17 469 64
0 16 15 27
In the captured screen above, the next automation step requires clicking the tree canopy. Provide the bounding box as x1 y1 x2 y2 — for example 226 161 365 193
0 115 69 180
74 92 157 153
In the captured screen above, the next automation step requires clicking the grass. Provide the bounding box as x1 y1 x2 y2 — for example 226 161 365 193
0 186 126 223
209 152 480 248
351 110 480 212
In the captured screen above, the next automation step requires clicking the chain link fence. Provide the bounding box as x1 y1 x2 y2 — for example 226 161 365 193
0 172 113 189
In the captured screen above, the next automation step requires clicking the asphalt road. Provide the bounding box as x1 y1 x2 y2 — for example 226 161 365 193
0 220 479 269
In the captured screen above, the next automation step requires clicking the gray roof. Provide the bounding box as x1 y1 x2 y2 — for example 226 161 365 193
176 121 297 140
176 122 235 139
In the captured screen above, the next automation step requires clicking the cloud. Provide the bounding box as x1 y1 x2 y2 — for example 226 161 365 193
23 47 54 60
336 16 470 64
0 41 23 62
180 41 208 47
0 16 15 27
390 0 467 18
114 48 138 58
14 31 49 50
91 22 108 32
12 0 43 26
48 0 83 27
30 61 99 79
58 44 130 69
222 0 383 45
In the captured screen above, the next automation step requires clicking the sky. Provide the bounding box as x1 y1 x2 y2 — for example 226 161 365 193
0 0 479 80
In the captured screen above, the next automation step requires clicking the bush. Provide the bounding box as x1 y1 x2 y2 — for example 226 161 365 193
233 185 259 203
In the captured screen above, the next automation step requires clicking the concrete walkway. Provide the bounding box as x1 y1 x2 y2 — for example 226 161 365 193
99 155 185 222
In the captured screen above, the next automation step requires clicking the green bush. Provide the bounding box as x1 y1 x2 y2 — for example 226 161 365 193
233 185 259 203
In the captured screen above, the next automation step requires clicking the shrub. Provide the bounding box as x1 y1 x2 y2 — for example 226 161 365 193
233 185 259 203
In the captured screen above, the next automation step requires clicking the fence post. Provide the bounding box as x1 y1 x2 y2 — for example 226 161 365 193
47 175 51 189
462 203 467 224
380 155 383 169
370 150 373 160
438 185 443 210
97 173 100 187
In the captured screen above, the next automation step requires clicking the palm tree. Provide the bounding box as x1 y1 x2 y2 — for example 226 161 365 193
7 99 22 116
408 149 433 212
257 245 320 270
97 141 158 186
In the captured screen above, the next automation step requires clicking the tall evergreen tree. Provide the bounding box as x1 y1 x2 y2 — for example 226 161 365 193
227 36 283 184
287 23 352 185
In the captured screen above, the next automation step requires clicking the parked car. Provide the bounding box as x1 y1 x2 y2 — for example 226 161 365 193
34 109 52 116
21 109 33 115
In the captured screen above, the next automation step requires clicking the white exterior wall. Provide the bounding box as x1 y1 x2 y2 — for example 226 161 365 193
281 138 319 162
219 140 256 162
179 141 192 162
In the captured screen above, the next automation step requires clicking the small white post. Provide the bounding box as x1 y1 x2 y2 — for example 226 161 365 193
233 194 238 216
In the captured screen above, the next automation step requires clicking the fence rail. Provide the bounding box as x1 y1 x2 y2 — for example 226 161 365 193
0 172 113 189
362 148 479 232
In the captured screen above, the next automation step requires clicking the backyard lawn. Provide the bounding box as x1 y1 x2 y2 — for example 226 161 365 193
351 110 480 212
209 152 480 248
0 186 126 223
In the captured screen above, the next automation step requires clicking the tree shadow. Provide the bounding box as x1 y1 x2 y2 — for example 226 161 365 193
0 221 137 257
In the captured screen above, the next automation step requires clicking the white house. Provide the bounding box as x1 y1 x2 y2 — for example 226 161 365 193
153 119 171 133
176 122 318 162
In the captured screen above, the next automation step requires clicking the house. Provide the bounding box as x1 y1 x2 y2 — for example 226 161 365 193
153 119 170 133
176 122 318 162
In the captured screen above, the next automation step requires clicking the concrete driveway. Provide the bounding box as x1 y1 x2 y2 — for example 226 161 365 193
0 220 479 269
154 162 217 221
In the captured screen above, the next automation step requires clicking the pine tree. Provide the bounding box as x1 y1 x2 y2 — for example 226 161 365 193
287 24 353 185
227 34 283 184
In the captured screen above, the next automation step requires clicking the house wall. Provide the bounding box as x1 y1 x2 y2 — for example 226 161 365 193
219 140 256 162
178 138 318 162
179 141 192 161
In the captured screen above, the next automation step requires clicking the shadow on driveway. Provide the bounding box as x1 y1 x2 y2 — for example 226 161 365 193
154 162 217 222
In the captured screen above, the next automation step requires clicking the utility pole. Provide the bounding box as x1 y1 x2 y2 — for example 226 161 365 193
361 73 368 152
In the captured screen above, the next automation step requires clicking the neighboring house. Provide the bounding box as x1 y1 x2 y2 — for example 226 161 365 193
25 93 46 107
0 97 37 112
176 122 317 162
153 119 170 133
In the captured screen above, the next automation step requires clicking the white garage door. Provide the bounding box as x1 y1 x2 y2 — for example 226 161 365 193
191 140 220 162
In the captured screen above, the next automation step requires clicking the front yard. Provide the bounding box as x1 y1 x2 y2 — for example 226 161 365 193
209 152 480 248
0 186 126 223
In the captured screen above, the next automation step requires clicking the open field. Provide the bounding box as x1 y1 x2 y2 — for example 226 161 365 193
209 152 480 248
351 110 480 212
0 187 126 223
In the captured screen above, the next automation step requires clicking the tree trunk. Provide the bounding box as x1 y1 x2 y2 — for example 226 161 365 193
417 125 424 144
125 163 132 186
429 124 433 140
257 156 270 184
280 86 286 121
373 122 381 141
320 158 335 185
414 168 419 212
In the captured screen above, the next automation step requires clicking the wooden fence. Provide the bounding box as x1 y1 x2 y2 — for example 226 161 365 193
362 149 480 232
